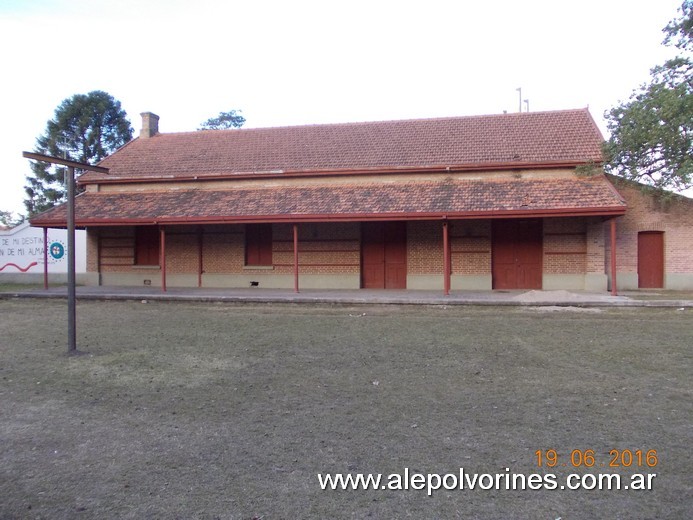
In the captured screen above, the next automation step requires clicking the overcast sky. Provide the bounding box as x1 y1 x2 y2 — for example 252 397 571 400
0 0 683 215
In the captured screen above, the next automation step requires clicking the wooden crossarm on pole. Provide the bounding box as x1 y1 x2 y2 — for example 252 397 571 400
22 151 109 173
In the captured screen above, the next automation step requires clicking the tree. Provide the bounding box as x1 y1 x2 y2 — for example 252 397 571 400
0 210 24 228
24 91 133 216
604 1 692 191
198 110 246 130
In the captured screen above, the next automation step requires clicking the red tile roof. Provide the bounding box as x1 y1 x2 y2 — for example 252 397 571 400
81 109 605 183
32 176 625 227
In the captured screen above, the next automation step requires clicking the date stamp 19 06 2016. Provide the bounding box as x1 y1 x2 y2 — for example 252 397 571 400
535 449 658 469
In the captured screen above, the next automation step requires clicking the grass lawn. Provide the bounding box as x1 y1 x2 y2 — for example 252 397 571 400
0 299 690 519
621 290 693 301
0 284 49 292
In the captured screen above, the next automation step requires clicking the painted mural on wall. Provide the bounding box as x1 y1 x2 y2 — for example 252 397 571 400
0 222 86 274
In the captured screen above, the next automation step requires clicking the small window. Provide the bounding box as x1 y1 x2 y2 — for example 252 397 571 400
245 224 272 266
135 226 160 266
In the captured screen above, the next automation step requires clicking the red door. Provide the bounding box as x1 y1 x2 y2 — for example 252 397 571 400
638 232 664 288
492 219 543 289
362 222 407 289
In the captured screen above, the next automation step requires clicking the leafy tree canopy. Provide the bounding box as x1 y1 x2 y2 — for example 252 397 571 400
198 110 246 130
604 1 692 191
24 90 133 216
0 210 24 228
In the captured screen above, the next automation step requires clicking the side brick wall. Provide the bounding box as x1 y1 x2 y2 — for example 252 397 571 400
608 180 693 289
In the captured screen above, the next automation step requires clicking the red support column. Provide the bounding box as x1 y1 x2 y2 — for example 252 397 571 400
197 226 203 288
610 218 617 296
96 231 102 286
293 223 299 293
43 227 48 290
443 220 451 296
160 226 167 292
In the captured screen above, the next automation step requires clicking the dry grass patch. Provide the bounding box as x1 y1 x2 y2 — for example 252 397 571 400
0 299 690 519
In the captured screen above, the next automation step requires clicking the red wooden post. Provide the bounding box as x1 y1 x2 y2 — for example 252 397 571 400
443 220 450 296
293 223 299 293
610 218 617 296
96 231 101 286
160 226 167 292
43 227 48 290
197 226 203 288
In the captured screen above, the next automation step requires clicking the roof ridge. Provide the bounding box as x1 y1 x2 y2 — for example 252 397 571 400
150 108 595 137
81 107 604 184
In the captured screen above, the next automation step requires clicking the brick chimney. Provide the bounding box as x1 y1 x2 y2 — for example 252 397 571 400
140 112 159 139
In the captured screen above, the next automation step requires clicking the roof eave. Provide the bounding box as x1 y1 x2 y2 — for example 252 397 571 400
30 205 627 228
78 160 603 186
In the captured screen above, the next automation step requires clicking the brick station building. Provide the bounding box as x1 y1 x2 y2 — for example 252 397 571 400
30 109 693 292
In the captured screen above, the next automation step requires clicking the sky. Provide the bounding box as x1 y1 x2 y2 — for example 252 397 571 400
0 0 683 215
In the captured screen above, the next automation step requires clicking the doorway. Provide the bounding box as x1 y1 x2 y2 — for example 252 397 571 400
361 222 407 289
638 231 664 288
492 219 543 289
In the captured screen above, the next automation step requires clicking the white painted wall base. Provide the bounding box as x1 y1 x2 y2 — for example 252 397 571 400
608 272 639 291
87 270 693 292
101 272 163 287
665 273 693 290
407 275 492 290
451 275 492 291
584 273 608 292
202 273 360 289
543 274 587 291
407 275 443 290
0 273 89 285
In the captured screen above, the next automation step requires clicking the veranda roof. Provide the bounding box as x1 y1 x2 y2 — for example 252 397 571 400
31 176 626 227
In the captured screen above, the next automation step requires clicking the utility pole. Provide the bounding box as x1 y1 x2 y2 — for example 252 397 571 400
22 151 108 354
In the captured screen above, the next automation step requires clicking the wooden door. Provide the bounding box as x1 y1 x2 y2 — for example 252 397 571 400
245 224 273 266
362 223 386 288
135 226 160 266
492 219 543 289
361 222 407 289
638 232 664 288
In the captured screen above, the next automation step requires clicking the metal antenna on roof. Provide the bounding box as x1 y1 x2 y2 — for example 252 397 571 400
516 87 522 112
524 99 529 112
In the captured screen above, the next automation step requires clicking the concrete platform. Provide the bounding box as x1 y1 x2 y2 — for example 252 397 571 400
3 285 693 307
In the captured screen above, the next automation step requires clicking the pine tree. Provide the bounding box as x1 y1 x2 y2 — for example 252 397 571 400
24 91 133 216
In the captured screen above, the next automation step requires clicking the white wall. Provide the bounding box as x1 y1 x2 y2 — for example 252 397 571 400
0 223 86 283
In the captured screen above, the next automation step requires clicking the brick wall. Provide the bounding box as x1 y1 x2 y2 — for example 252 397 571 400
451 220 491 275
407 221 443 275
200 225 244 274
585 218 605 274
273 223 360 275
89 223 362 279
93 208 693 289
86 230 99 271
608 179 693 278
407 220 494 276
95 227 135 273
543 218 587 275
